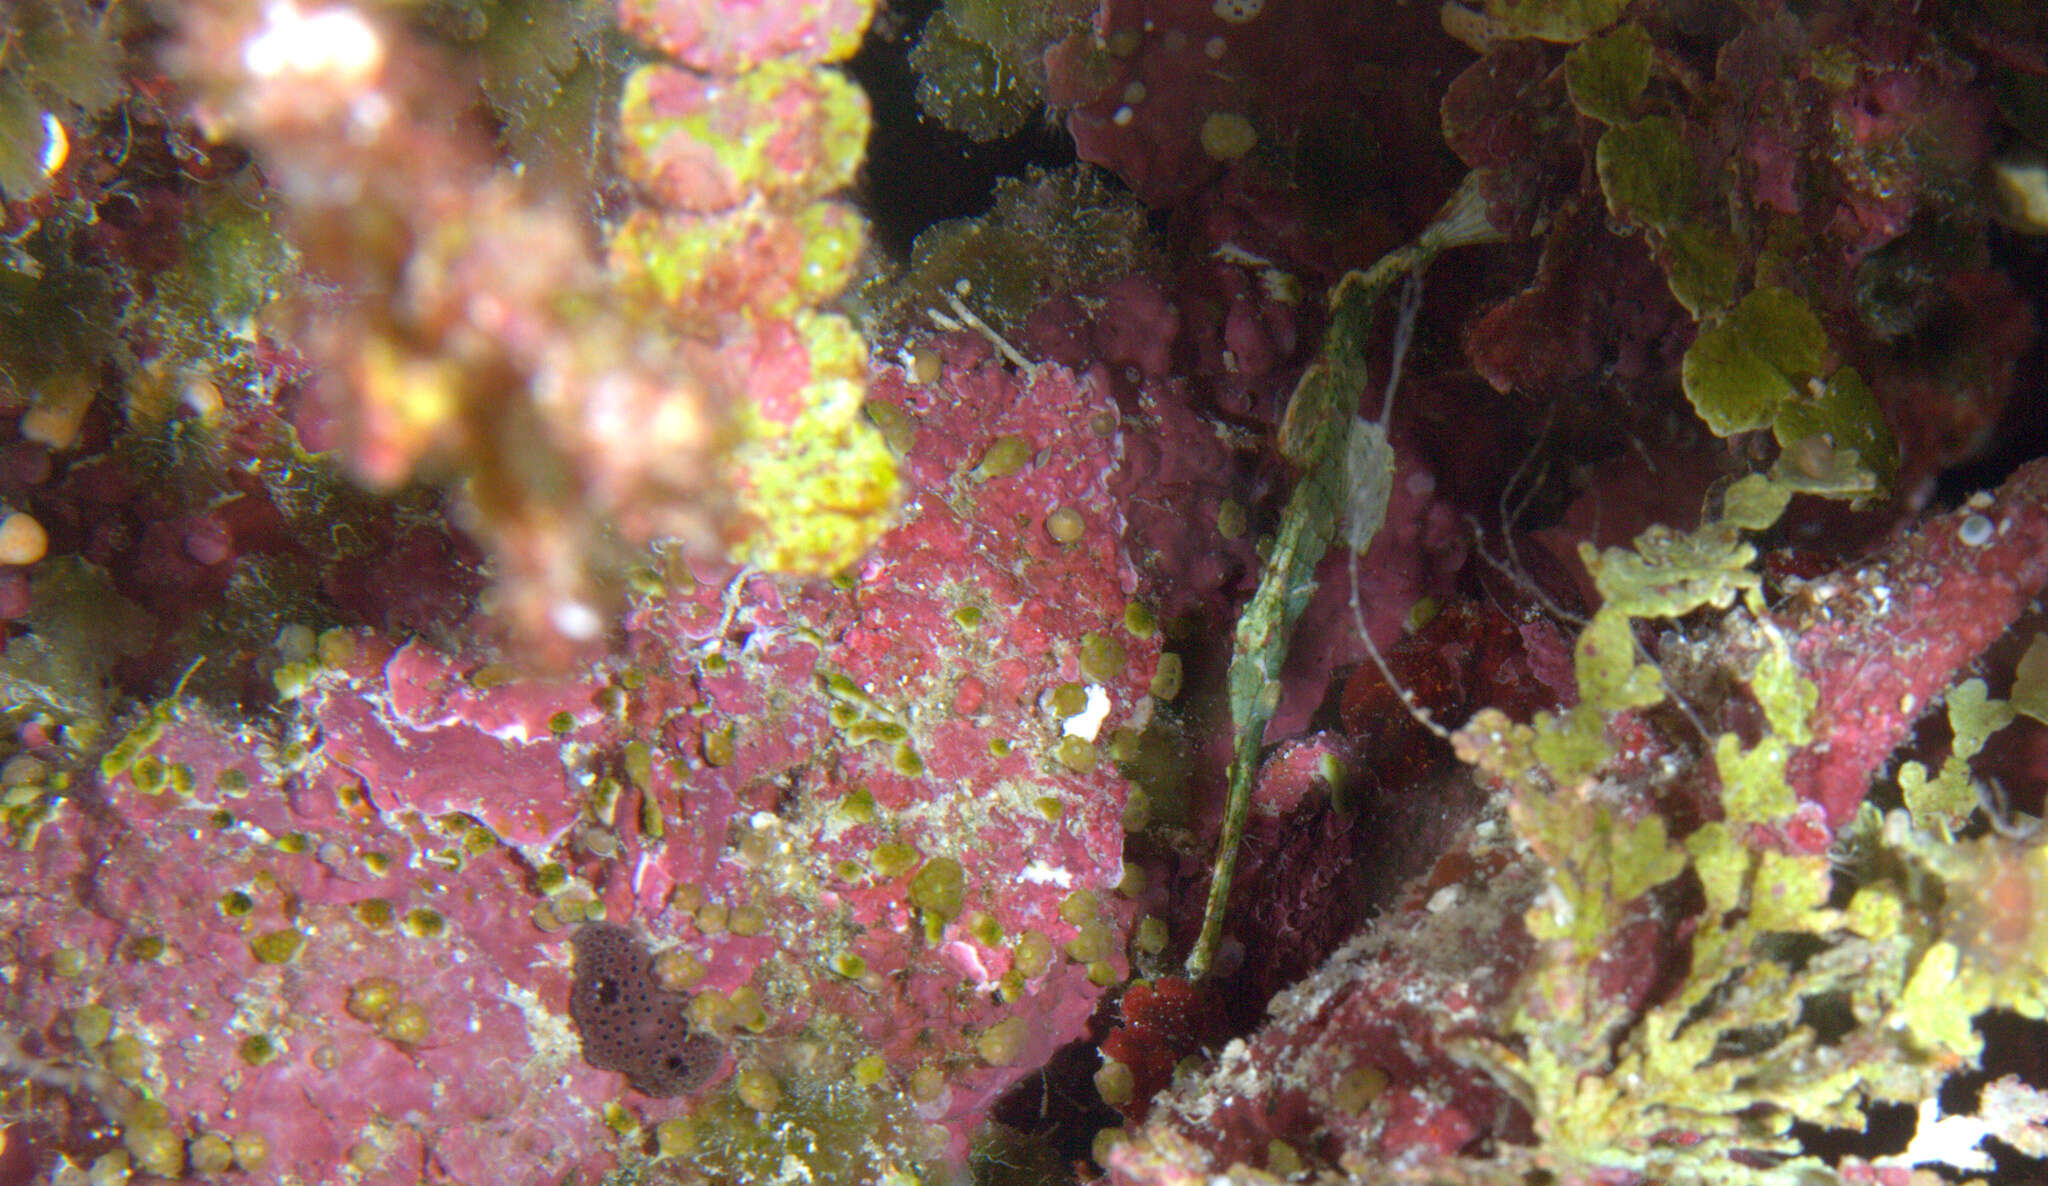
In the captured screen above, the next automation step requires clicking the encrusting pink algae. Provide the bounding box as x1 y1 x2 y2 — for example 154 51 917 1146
2 0 2048 1183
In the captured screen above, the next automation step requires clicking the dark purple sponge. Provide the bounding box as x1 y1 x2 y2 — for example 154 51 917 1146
568 922 723 1096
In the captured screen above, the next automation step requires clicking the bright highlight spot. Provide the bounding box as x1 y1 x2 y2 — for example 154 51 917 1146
243 2 384 82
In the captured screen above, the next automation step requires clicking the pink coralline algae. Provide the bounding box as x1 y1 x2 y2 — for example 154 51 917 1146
1108 847 1541 1178
1713 9 1993 261
310 636 599 846
617 0 874 73
604 342 1160 1146
1058 0 1462 211
1782 462 2048 833
8 0 2048 1181
0 337 1158 1182
3 705 626 1183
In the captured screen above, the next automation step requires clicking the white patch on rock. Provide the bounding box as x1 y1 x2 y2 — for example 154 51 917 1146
1020 861 1074 887
1062 684 1112 740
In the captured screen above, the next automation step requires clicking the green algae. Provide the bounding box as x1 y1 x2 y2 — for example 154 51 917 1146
837 786 879 824
640 1056 934 1184
1563 23 1652 125
1049 682 1089 717
8 563 155 791
966 911 1003 948
702 724 737 767
68 1003 111 1048
612 45 898 580
1044 505 1085 543
236 1033 279 1066
869 841 919 879
1772 365 1896 491
1012 931 1054 979
1487 804 2042 1182
1189 175 1505 979
0 0 120 203
1680 287 1830 436
403 907 448 939
622 740 654 790
352 898 396 930
1596 116 1696 230
906 0 1095 143
146 182 295 354
975 1017 1028 1066
345 977 400 1023
724 313 903 574
1656 220 1743 317
1899 677 2015 834
861 164 1153 335
910 9 1036 141
2014 633 2048 723
610 200 866 328
908 857 966 920
1054 736 1097 773
1584 96 1900 491
249 928 304 965
381 1002 430 1045
969 434 1033 482
1481 0 1628 42
1078 632 1126 682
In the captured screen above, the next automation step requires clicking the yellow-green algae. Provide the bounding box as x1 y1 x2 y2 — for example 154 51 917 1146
1443 472 2048 1182
610 201 865 329
1568 26 1901 487
724 314 903 574
615 1037 937 1183
610 33 899 579
1898 677 2014 834
617 60 869 207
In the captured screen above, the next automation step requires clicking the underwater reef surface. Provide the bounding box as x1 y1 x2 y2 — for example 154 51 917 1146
2 0 2048 1184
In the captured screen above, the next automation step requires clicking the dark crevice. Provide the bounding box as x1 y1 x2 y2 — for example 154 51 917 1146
845 0 1076 257
1931 227 2048 505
